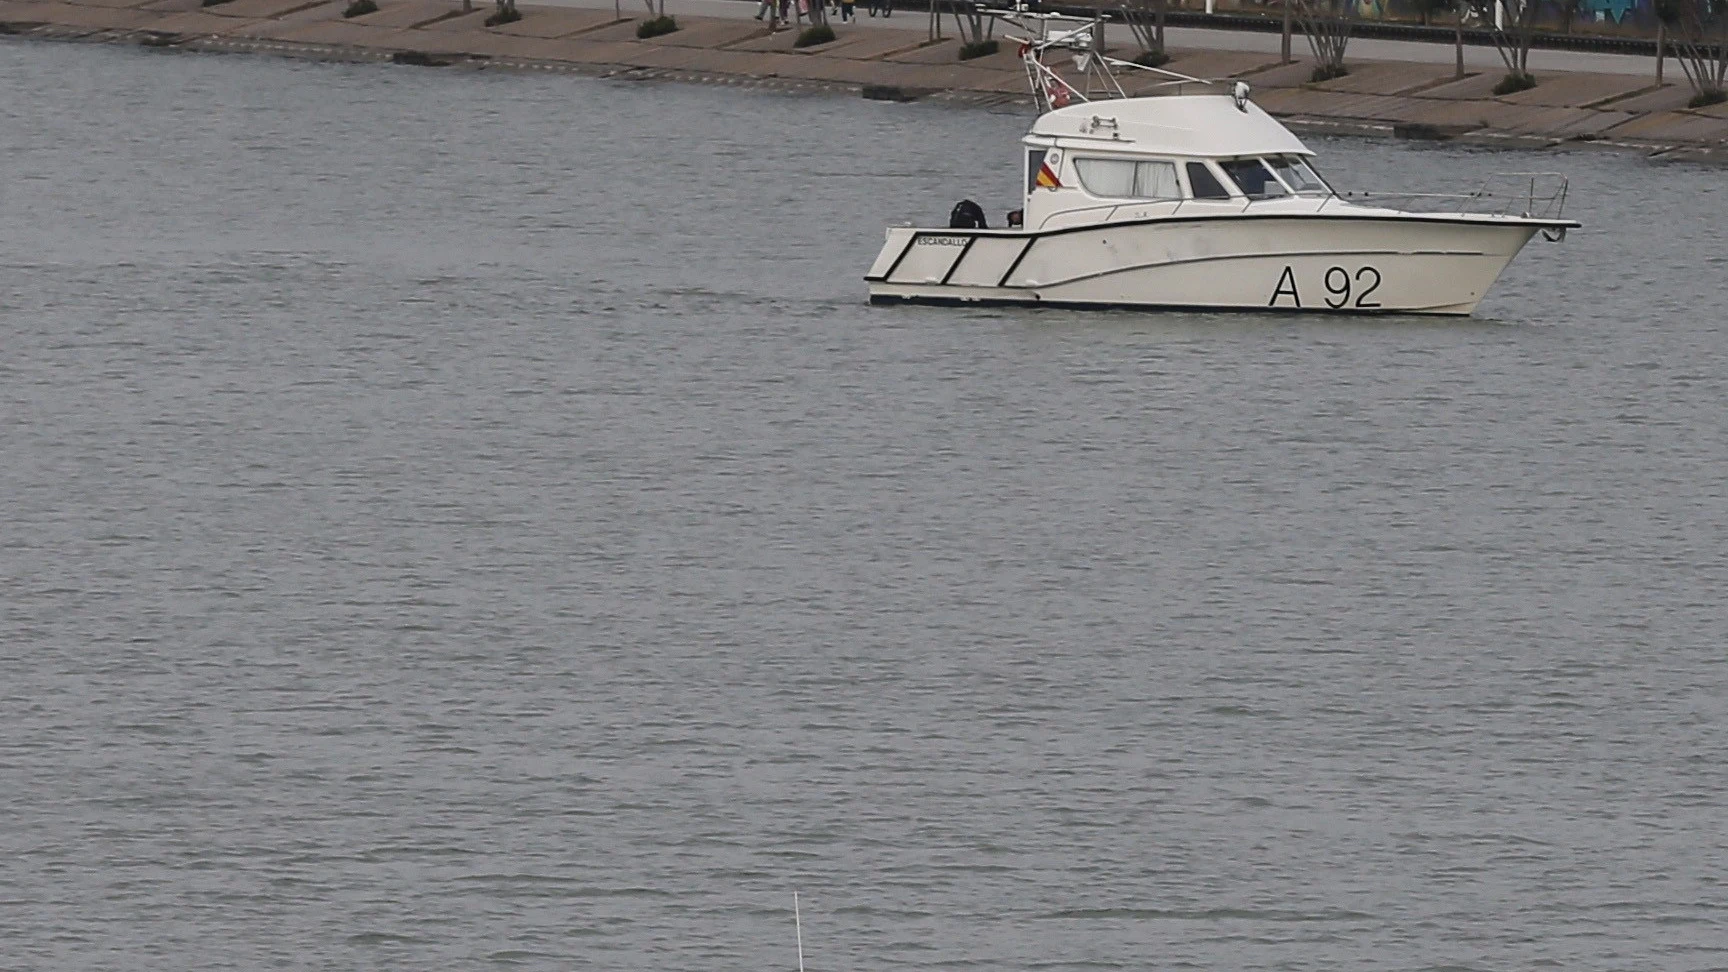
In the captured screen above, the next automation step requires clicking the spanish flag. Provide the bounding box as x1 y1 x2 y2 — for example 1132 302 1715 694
1035 159 1061 189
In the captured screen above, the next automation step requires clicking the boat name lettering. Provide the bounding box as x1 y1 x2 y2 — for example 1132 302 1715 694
1269 265 1383 310
917 236 971 247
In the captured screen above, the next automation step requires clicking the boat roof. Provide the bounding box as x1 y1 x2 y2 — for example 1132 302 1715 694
1027 94 1313 159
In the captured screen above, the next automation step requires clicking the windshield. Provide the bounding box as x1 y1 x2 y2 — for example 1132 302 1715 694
1265 155 1332 195
1217 158 1289 199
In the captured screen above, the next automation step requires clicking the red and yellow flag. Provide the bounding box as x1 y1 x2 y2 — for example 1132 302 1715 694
1035 160 1061 189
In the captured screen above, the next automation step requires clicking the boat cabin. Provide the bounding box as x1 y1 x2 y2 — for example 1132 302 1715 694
1019 93 1334 231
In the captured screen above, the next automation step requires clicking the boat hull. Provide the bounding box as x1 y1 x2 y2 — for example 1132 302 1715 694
865 213 1568 316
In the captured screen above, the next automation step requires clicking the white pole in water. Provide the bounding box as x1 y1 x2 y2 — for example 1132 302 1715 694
794 893 806 972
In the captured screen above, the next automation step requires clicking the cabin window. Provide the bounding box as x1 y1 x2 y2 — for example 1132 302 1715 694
1265 155 1330 194
1185 162 1232 200
1026 148 1048 194
1218 158 1290 199
1073 158 1182 200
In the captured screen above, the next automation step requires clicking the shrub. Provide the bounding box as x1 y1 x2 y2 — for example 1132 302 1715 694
958 38 998 60
1689 88 1727 109
484 6 520 25
1132 48 1169 68
1492 71 1536 95
794 24 835 47
342 0 378 16
636 14 677 37
1309 63 1349 83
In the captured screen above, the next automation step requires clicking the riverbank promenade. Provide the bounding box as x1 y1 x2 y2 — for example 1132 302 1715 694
4 0 1725 157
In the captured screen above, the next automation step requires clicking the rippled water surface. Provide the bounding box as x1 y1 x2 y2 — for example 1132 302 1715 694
3 38 1727 972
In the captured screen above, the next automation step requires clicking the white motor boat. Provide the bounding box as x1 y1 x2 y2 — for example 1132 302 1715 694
866 15 1578 316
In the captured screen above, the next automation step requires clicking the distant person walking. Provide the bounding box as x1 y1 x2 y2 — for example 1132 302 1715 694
839 0 854 19
754 0 773 18
867 0 890 14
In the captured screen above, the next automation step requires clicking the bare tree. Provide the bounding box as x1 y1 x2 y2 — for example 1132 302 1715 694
1461 0 1540 91
1292 0 1354 81
1412 0 1464 76
1119 0 1169 66
1657 0 1728 105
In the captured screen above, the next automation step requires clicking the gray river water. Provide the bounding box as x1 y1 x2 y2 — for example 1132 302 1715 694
3 38 1727 972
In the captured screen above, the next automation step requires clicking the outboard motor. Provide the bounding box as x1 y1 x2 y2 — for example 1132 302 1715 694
949 199 988 230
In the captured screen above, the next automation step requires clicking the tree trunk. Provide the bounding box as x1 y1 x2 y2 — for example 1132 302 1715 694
1455 14 1463 77
1657 19 1665 85
1282 0 1291 62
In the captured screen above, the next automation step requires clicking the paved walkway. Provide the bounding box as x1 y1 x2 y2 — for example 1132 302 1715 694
545 0 1659 76
2 0 1723 155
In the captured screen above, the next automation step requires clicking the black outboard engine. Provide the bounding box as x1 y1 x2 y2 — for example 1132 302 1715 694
949 199 988 230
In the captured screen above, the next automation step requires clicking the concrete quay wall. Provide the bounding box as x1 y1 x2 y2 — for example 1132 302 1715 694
4 0 1726 160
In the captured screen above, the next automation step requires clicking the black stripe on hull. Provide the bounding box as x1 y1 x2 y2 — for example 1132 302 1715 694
866 293 1467 316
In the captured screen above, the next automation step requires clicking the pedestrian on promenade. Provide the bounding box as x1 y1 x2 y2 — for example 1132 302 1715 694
867 0 890 16
754 0 773 18
777 0 790 22
839 0 854 20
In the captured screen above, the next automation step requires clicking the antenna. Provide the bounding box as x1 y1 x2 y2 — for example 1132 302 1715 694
794 893 806 972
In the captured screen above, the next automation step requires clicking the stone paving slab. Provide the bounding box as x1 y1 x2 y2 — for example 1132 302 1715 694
1414 70 1505 100
1241 59 1314 87
534 36 642 62
392 26 533 54
9 1 158 25
149 8 261 31
493 33 594 57
1321 60 1459 95
570 16 643 40
1371 94 1475 123
1327 91 1422 120
1252 86 1379 120
663 44 798 74
1499 70 1651 108
1397 97 1499 127
491 7 615 37
349 0 454 28
615 39 715 67
884 36 956 63
1596 83 1695 113
222 5 343 33
204 0 319 17
770 51 897 82
974 67 1034 93
870 60 1006 91
1605 110 1728 142
645 17 763 47
0 0 53 17
725 24 826 51
59 0 156 10
828 30 929 59
1496 104 1612 136
273 0 345 21
264 16 406 43
412 5 489 29
1550 108 1636 136
1161 49 1280 79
